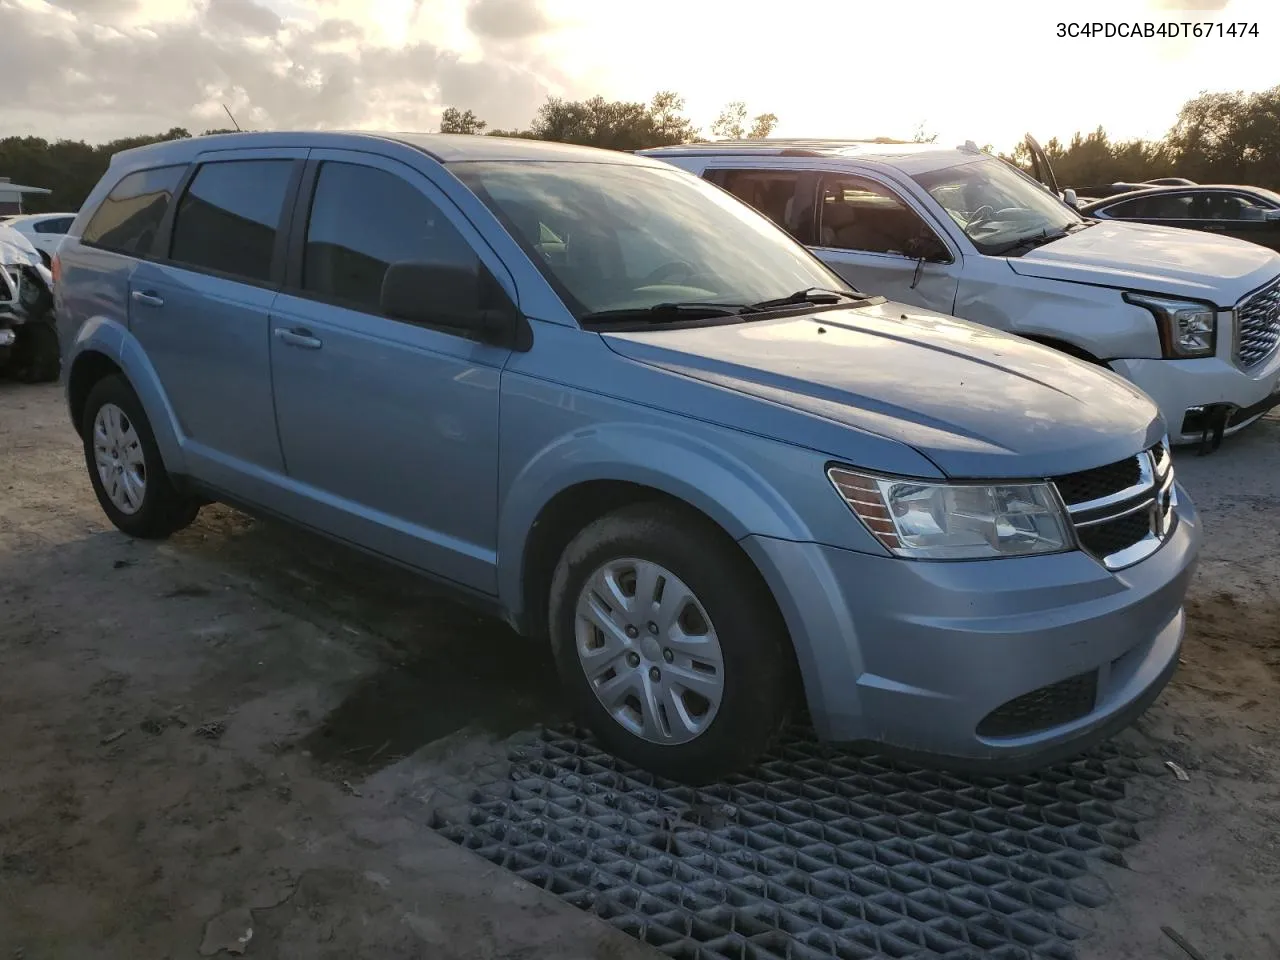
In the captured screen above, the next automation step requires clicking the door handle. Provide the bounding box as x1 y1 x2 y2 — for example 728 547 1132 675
131 290 164 308
273 326 323 350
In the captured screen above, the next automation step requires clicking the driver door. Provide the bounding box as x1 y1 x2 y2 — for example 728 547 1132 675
808 173 960 312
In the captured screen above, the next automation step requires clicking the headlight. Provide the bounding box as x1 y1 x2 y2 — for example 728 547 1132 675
1123 292 1216 359
827 468 1072 560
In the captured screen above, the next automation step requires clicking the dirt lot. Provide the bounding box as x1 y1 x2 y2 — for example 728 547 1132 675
2 379 1279 960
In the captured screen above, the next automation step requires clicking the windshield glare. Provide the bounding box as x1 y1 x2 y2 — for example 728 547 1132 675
913 158 1083 255
450 161 848 318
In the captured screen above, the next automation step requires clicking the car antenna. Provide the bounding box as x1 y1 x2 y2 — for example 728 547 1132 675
222 104 242 132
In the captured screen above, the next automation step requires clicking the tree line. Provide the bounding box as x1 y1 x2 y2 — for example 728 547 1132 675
2 85 1277 216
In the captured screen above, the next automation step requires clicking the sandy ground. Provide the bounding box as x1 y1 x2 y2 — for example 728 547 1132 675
2 379 1278 960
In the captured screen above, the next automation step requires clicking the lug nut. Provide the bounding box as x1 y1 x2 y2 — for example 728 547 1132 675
625 625 639 638
663 648 673 663
649 667 661 682
626 652 640 668
647 621 658 634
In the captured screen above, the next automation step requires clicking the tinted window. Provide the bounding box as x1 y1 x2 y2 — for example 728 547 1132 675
302 162 476 314
718 170 813 243
34 217 74 235
169 160 293 282
81 165 185 256
1190 192 1267 221
818 176 933 255
1105 194 1192 219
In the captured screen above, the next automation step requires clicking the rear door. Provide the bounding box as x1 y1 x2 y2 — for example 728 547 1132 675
127 147 305 490
267 150 513 592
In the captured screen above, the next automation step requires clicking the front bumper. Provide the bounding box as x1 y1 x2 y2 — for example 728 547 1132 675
741 485 1200 772
1111 352 1280 444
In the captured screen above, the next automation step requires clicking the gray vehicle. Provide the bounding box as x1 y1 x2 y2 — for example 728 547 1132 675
55 132 1199 782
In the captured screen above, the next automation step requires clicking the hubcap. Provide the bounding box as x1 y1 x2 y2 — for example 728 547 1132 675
92 403 147 515
573 557 725 745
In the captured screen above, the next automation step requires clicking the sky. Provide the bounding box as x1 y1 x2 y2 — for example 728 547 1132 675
0 0 1276 152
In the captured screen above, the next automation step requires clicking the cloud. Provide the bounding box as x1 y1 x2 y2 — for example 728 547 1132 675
204 0 281 34
0 0 565 140
465 0 551 39
1150 0 1230 8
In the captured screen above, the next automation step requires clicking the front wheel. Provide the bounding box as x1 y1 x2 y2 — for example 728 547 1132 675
548 502 794 784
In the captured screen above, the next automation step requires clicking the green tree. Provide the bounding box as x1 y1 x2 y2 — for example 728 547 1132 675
710 101 778 140
523 91 698 150
439 107 488 135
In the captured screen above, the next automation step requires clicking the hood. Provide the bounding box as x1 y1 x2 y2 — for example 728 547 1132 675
601 302 1163 479
0 225 41 268
1008 220 1280 306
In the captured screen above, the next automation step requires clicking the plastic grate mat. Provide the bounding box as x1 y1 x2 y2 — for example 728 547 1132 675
429 727 1147 960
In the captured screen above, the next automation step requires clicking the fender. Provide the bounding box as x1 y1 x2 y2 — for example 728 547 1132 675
68 316 189 474
496 421 820 620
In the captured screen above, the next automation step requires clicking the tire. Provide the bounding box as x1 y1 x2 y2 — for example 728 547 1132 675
11 320 61 383
81 374 200 539
548 502 794 784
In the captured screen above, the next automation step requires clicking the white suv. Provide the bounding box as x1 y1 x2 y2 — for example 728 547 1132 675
640 140 1280 446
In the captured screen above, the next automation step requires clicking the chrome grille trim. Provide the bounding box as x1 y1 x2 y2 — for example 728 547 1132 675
1054 442 1176 571
1235 275 1280 370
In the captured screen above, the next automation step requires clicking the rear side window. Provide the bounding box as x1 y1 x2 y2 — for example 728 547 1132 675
81 165 185 256
302 161 476 315
715 169 814 243
169 160 294 283
34 217 74 235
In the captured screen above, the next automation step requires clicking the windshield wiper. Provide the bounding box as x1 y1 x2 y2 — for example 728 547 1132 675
988 228 1070 257
746 287 869 311
580 301 751 325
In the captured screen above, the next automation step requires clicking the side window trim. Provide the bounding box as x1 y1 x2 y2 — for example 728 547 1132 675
812 170 955 264
281 149 522 338
158 153 307 289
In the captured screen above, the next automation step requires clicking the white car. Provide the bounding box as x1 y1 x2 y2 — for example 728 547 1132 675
0 212 77 266
640 139 1280 447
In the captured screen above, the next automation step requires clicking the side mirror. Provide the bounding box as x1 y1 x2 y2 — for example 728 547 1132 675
903 233 949 263
1262 208 1280 222
379 260 513 344
1062 188 1079 208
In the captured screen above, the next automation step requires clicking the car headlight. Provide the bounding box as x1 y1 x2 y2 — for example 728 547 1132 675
827 468 1072 560
1123 292 1216 359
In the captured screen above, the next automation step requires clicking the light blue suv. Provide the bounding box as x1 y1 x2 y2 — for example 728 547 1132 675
56 132 1200 783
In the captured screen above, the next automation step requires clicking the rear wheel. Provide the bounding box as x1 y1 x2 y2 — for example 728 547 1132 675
81 375 200 539
548 502 794 784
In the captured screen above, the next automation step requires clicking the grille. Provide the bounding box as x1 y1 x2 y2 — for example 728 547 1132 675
1077 510 1150 558
977 672 1098 738
1053 444 1174 570
1052 457 1141 506
1236 276 1280 369
430 728 1147 960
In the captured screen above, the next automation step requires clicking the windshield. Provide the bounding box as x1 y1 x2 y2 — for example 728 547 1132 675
450 161 850 319
912 157 1084 255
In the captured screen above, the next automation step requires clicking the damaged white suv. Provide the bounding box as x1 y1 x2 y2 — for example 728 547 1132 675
642 139 1280 448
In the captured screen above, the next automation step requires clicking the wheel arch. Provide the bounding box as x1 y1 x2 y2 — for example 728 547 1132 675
65 317 187 473
499 426 816 640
